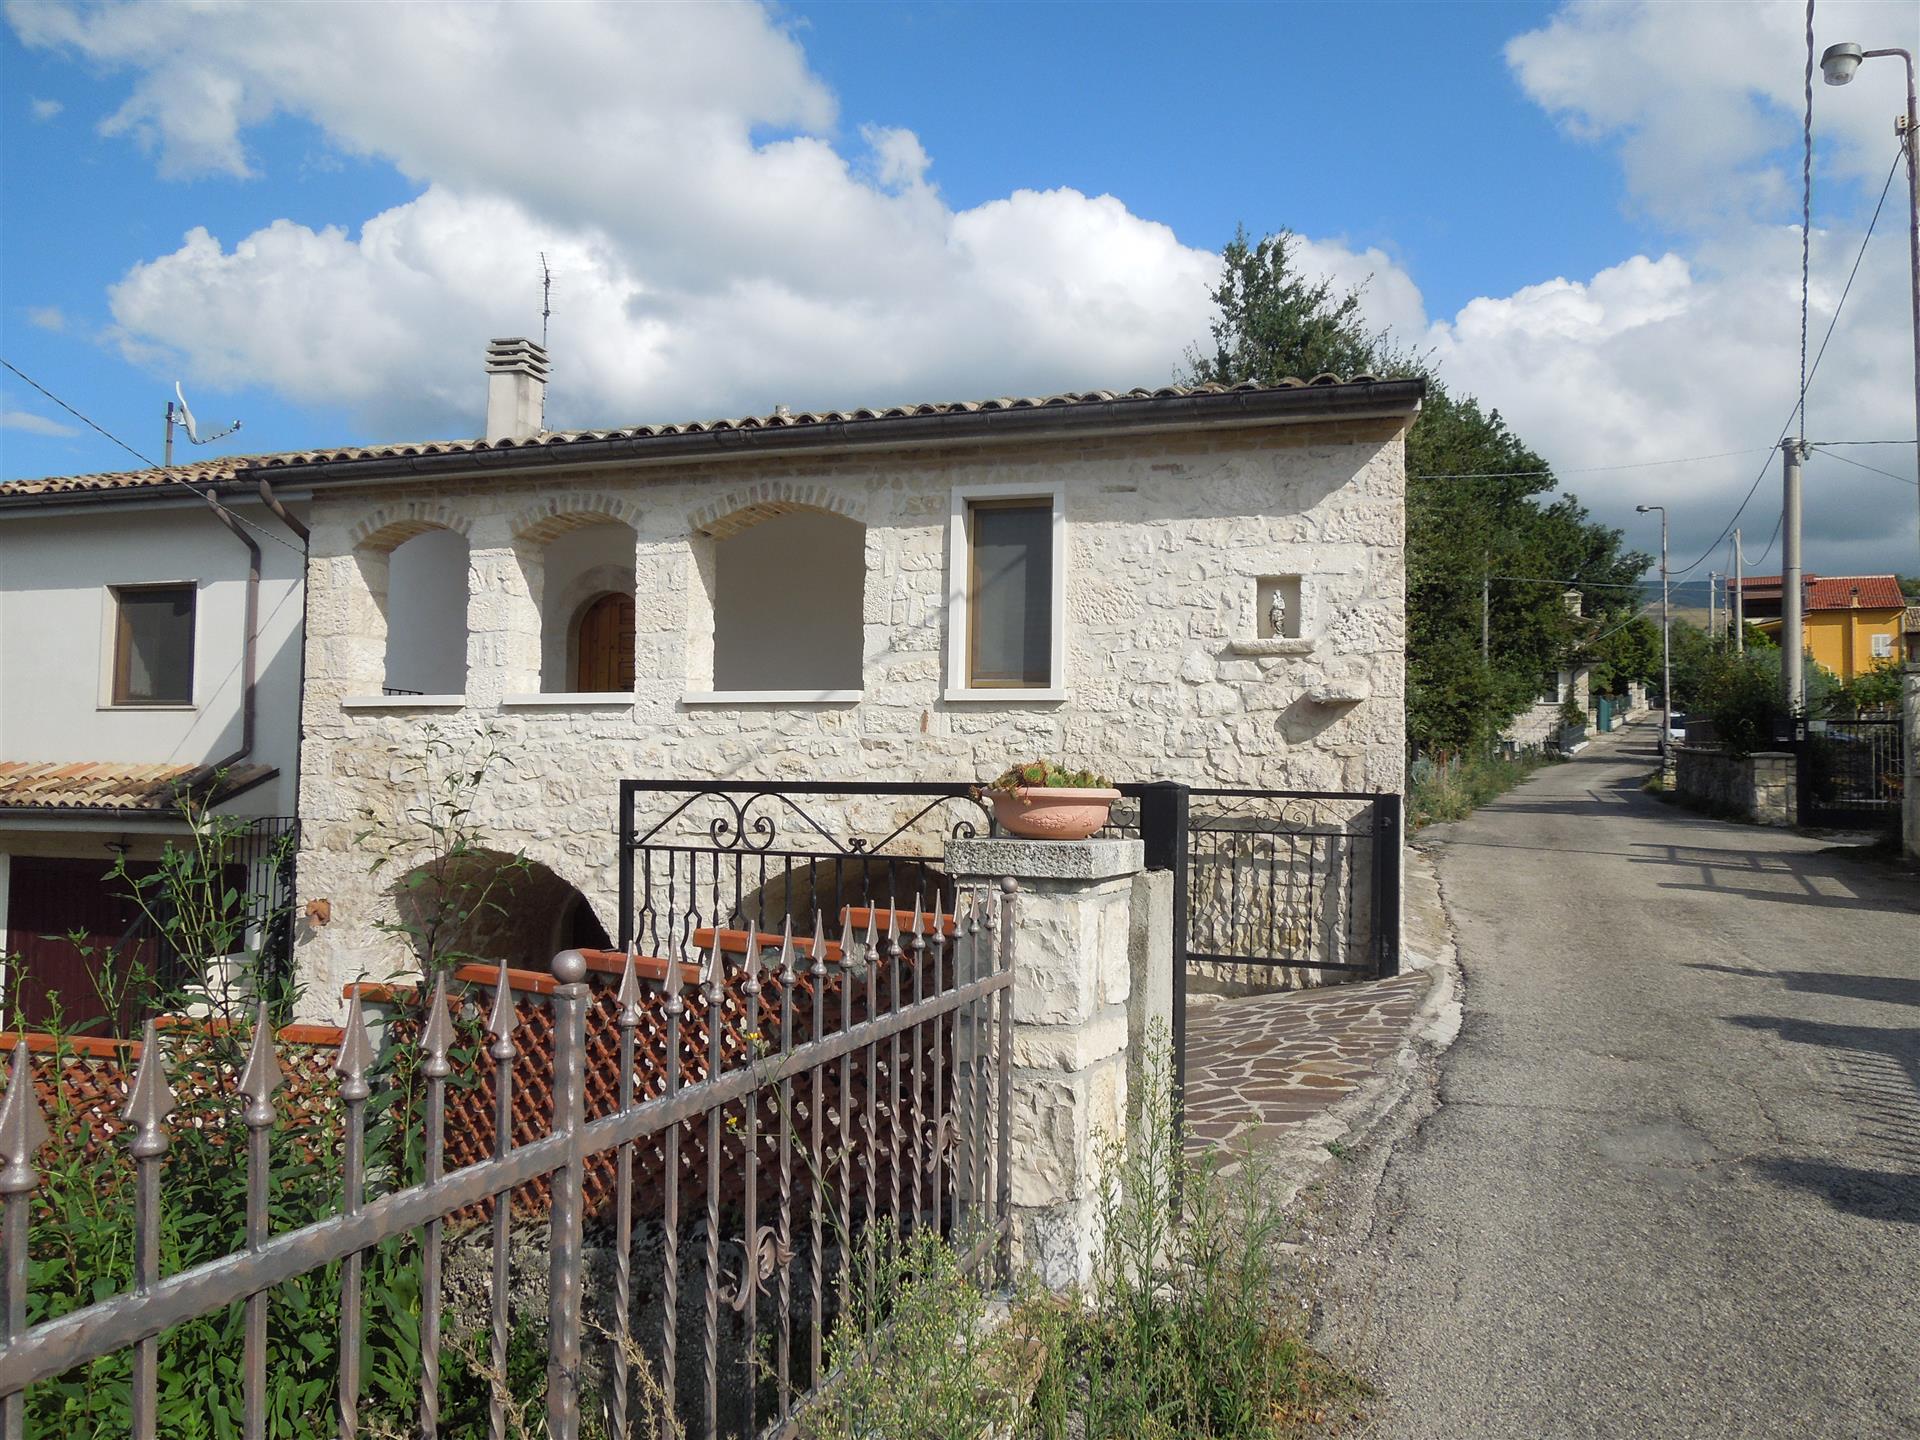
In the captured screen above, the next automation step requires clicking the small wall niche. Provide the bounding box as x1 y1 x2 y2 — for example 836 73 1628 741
1257 576 1303 639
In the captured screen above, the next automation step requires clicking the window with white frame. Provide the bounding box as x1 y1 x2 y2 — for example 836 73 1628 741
946 487 1065 699
1539 671 1563 704
110 583 196 706
1872 632 1893 659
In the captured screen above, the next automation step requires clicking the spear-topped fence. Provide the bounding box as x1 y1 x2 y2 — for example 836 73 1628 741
0 880 1018 1440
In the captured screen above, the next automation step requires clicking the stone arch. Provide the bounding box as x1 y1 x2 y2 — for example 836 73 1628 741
390 848 612 971
350 504 475 554
511 492 643 545
687 480 864 539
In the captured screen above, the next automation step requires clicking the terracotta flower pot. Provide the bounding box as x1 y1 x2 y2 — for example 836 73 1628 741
989 787 1121 841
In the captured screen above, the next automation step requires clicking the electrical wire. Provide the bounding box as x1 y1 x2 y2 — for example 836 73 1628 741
1812 447 1920 486
0 358 303 555
1797 0 1815 443
1419 448 1767 481
1668 143 1906 578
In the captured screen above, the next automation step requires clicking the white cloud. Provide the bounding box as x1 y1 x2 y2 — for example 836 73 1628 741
1 410 80 437
29 97 61 121
10 0 1916 573
25 305 66 332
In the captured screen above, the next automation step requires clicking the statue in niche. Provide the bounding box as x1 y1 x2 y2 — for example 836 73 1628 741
1268 589 1289 639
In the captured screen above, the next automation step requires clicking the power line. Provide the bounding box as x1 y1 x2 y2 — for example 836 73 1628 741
0 358 303 555
1796 0 1813 443
1491 575 1649 590
1419 447 1767 481
1669 143 1906 578
1812 447 1920 486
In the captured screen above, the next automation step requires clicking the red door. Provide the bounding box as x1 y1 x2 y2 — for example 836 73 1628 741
5 855 160 1036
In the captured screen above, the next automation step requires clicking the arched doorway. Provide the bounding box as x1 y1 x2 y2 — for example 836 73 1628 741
390 849 613 971
573 592 635 692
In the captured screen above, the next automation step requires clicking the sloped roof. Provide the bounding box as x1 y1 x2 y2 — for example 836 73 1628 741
0 761 275 814
1733 574 1905 610
1 375 1409 500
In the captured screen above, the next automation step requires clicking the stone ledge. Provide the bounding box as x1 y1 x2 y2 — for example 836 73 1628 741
947 836 1144 881
1226 636 1314 657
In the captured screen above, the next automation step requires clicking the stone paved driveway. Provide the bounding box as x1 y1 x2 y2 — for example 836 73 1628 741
1183 971 1430 1158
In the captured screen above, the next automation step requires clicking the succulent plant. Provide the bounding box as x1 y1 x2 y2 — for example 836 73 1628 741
982 758 1114 794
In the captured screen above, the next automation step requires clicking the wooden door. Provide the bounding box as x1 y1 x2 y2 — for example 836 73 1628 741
5 855 161 1035
574 592 636 693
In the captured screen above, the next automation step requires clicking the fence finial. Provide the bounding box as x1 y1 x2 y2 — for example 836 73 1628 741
743 929 764 993
0 1040 49 1195
237 1002 283 1129
488 956 519 1061
700 928 725 996
336 989 377 1103
616 949 643 1027
809 912 827 977
777 914 797 980
421 973 455 1081
122 1020 177 1159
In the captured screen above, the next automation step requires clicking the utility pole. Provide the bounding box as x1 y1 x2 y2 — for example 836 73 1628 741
1709 571 1718 645
1481 554 1490 663
1637 504 1671 753
1782 439 1807 715
1733 528 1745 654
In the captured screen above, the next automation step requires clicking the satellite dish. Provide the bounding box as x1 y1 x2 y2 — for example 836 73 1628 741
172 383 241 446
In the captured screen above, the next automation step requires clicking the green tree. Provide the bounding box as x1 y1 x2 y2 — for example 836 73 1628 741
1184 227 1378 386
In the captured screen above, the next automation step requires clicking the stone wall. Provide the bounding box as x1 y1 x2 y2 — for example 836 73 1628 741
293 419 1408 1016
1673 746 1796 826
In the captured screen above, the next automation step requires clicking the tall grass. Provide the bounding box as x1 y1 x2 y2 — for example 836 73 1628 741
1409 749 1560 828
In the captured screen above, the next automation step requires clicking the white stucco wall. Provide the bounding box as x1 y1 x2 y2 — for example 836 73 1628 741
0 497 306 819
292 417 1408 1018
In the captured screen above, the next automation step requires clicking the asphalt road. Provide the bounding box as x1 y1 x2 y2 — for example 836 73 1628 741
1311 722 1920 1439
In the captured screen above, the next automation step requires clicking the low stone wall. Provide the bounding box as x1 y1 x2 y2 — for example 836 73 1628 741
1673 746 1796 826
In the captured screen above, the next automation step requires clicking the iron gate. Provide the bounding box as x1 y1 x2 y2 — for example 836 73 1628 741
1798 717 1904 828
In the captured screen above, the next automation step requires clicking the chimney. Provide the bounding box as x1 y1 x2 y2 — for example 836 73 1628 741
484 337 549 443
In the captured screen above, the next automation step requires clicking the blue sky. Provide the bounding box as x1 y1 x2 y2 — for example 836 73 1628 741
2 0 1915 576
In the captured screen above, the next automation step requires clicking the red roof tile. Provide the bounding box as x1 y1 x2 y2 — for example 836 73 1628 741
1731 574 1904 610
0 760 275 813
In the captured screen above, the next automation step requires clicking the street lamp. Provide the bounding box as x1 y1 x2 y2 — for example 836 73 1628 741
1821 38 1920 592
1637 504 1671 756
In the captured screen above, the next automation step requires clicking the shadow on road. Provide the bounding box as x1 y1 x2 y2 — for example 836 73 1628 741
1754 1158 1920 1225
1687 963 1920 1009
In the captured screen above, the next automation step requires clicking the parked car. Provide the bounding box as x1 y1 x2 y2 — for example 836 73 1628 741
1661 711 1687 754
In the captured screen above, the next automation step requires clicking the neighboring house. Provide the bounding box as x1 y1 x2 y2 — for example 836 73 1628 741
1733 573 1907 682
0 474 309 1030
1502 588 1592 751
4 343 1422 1024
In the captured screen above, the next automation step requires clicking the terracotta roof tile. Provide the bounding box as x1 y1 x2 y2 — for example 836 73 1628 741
0 760 275 812
1 376 1388 498
1733 574 1904 610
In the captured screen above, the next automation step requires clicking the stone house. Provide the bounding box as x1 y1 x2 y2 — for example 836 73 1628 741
135 342 1419 1020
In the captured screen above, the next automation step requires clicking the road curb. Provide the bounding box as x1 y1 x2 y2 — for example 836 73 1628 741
1246 844 1463 1209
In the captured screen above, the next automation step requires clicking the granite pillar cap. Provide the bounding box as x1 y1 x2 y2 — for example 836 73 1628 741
945 836 1145 881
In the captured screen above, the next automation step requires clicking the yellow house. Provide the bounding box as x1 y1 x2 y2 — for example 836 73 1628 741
1738 573 1907 682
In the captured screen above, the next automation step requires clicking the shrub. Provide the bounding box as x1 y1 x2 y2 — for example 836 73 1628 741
982 759 1114 793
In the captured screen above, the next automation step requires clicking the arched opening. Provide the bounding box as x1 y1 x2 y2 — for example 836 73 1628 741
383 527 468 695
571 592 635 692
390 848 611 971
538 519 636 692
711 508 863 692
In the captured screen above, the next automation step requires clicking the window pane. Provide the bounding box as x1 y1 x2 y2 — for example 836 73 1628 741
969 502 1051 687
116 587 195 704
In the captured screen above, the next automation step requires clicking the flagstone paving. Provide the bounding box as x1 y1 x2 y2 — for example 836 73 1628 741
1182 971 1431 1158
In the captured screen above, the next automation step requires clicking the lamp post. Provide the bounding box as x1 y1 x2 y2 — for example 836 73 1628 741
1821 40 1920 584
1637 504 1671 755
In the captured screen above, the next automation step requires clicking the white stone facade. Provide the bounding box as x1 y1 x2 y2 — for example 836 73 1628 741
292 415 1410 1018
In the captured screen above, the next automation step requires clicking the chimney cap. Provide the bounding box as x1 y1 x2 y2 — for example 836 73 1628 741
485 337 551 378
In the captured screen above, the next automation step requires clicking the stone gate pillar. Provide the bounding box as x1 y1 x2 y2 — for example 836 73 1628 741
944 835 1142 1290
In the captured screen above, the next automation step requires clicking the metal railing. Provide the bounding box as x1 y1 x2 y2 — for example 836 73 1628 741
0 885 1017 1440
618 780 993 963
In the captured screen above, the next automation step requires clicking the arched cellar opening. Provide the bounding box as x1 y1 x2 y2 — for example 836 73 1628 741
390 849 611 971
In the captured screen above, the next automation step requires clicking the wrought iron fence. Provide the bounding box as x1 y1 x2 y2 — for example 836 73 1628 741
618 781 993 964
0 883 1017 1440
1800 716 1905 827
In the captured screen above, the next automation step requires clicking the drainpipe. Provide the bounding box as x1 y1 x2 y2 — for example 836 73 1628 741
193 491 261 780
255 477 309 543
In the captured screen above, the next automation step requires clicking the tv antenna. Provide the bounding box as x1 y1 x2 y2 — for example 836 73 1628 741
165 382 241 467
540 252 552 350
